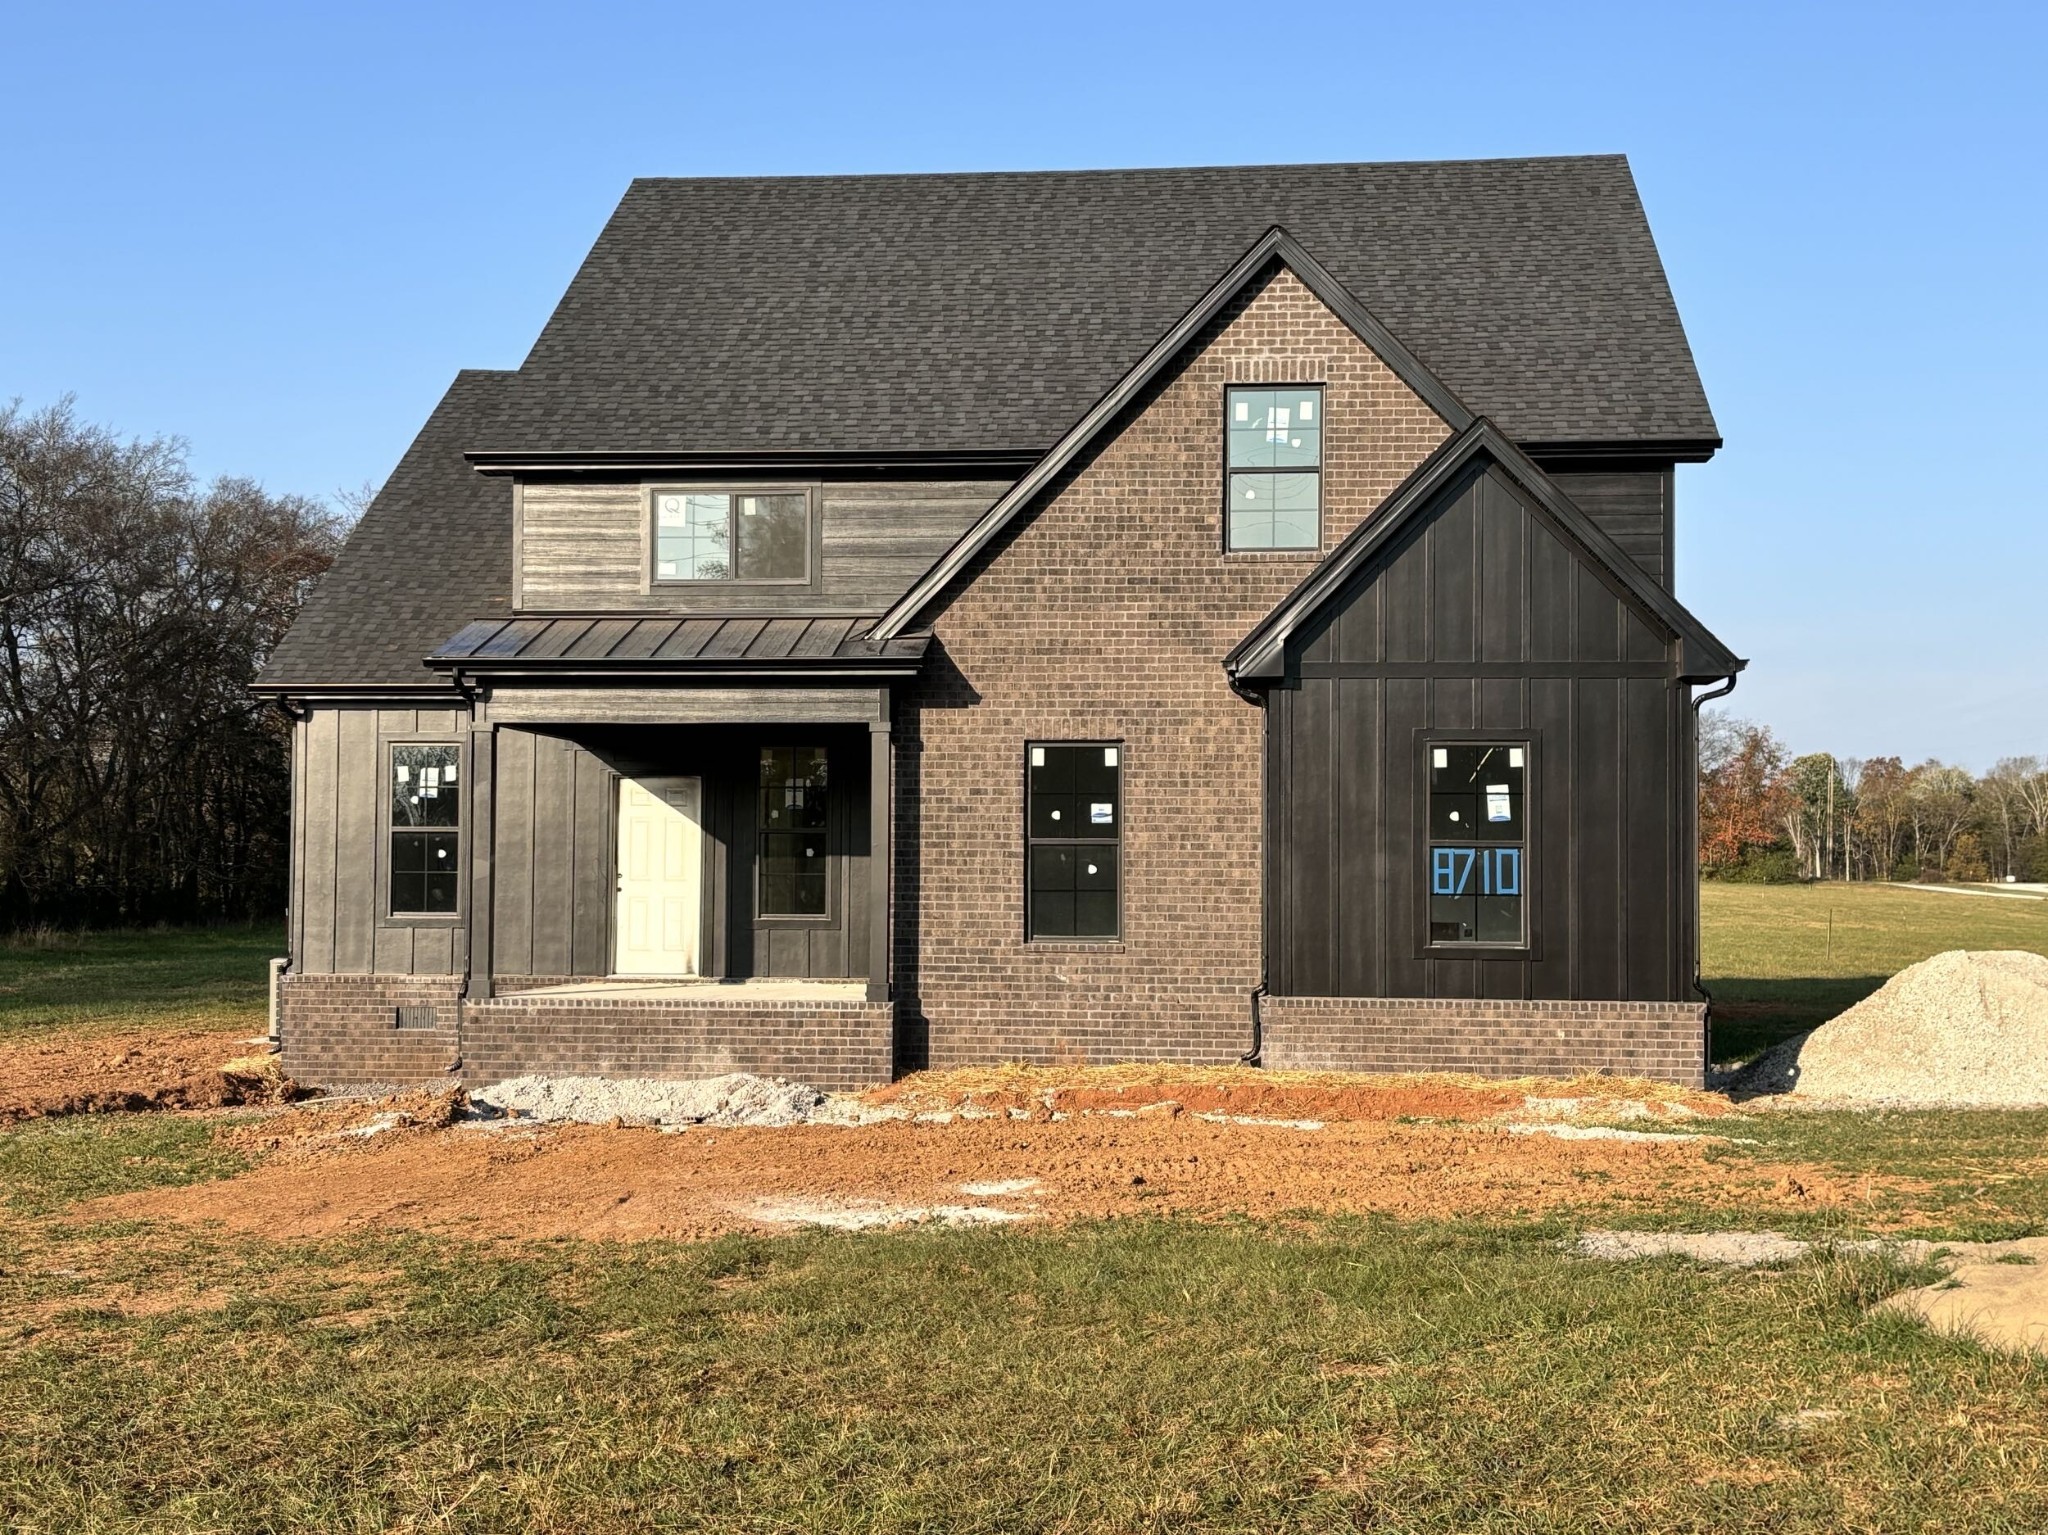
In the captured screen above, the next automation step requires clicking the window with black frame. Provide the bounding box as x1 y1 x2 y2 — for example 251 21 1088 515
389 744 461 916
1426 743 1528 945
759 746 829 916
1027 743 1121 940
1225 384 1322 549
652 489 809 583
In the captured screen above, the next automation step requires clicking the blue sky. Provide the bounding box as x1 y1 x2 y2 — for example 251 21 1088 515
5 1 2042 768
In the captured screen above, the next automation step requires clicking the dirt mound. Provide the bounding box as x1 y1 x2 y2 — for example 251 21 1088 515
1742 950 2048 1105
868 1064 1723 1124
0 1026 296 1122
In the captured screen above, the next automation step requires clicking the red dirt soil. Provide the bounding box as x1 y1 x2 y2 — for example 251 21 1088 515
0 1026 291 1123
91 1087 1875 1244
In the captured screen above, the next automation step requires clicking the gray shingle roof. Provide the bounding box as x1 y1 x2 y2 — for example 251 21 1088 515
489 156 1716 455
258 370 515 690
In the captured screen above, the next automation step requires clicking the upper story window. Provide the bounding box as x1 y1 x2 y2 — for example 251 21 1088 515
1225 385 1322 550
1426 742 1528 946
651 488 810 584
389 743 461 916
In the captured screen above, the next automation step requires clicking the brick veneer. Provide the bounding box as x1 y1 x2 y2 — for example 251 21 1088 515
278 973 893 1094
1260 997 1707 1088
461 991 892 1093
278 973 464 1090
898 265 1454 1069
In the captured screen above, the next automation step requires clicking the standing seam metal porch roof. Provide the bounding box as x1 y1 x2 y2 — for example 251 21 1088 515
428 614 929 675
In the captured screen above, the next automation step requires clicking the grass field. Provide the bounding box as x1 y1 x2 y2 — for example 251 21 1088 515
3 908 2048 1528
0 924 281 1038
1702 881 2048 1063
4 1117 2047 1533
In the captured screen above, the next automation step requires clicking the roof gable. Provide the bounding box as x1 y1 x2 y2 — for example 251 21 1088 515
1226 419 1744 683
872 229 1466 640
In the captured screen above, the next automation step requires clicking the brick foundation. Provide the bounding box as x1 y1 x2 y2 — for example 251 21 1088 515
278 973 465 1090
278 974 894 1094
461 992 893 1094
1260 996 1707 1088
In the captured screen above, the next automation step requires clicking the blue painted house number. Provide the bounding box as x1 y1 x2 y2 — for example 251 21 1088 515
1431 846 1523 897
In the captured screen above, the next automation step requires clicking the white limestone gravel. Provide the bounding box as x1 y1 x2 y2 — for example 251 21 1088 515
1738 950 2048 1106
468 1072 826 1128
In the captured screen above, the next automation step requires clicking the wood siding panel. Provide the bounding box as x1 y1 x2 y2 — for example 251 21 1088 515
299 710 339 971
517 479 1007 613
1548 468 1672 587
1268 462 1689 1003
333 710 380 973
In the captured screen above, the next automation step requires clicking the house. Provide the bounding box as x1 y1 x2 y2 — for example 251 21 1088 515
255 157 1743 1093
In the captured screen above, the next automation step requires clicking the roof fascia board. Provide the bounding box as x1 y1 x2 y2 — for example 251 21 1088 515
441 664 923 688
870 226 1475 641
1227 418 1743 682
1522 438 1722 466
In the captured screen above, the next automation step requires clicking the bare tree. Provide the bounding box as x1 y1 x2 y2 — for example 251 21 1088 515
0 397 344 925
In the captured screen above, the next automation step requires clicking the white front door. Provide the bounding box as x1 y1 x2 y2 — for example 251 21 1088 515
613 776 702 976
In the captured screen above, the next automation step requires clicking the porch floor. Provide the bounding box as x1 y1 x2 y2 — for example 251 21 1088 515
503 978 870 1003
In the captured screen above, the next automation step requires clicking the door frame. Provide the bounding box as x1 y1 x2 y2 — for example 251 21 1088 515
611 773 706 978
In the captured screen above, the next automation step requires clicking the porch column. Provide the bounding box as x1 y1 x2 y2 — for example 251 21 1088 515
464 716 497 1002
867 700 892 1004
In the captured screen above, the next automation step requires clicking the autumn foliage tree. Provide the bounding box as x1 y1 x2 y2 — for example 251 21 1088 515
1697 716 1795 876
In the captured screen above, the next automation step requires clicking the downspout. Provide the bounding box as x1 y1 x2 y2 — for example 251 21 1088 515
1231 673 1269 1066
1690 673 1739 1056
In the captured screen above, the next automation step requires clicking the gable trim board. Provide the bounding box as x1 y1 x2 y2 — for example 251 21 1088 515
1226 418 1744 686
871 227 1474 642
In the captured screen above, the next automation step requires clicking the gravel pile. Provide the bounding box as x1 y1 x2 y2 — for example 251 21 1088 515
469 1073 826 1127
1739 949 2048 1106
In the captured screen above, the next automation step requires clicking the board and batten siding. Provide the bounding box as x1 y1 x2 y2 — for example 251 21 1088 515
291 705 470 976
515 479 1011 612
1545 467 1674 588
1265 458 1694 1004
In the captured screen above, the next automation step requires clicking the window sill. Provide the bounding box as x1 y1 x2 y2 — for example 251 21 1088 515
1222 549 1323 561
1023 940 1126 953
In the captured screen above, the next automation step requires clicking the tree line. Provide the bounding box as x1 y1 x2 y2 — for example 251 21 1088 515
0 398 346 928
1699 713 2048 884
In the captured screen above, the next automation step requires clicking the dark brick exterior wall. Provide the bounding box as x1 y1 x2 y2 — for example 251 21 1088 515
462 993 892 1093
278 973 464 1090
897 268 1453 1069
1261 997 1707 1088
278 973 892 1094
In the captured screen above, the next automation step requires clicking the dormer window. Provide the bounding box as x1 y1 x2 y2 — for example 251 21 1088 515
650 487 811 584
1225 385 1322 550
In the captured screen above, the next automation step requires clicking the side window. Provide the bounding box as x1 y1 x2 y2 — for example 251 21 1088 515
1225 385 1322 550
759 746 830 917
1027 743 1121 940
1427 743 1527 945
389 744 461 916
651 489 810 584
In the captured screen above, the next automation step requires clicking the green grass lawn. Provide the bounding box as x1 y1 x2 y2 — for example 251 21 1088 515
2 1139 2044 1533
1702 882 2048 1064
0 924 282 1039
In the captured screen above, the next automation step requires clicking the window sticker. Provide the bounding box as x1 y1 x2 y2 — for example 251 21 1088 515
1486 784 1512 822
1298 399 1314 421
1031 746 1046 767
444 761 456 783
658 495 686 525
1103 747 1119 767
1090 803 1113 825
1508 747 1525 768
397 764 410 783
422 767 439 790
1266 406 1291 443
1431 846 1522 897
1235 400 1249 422
1433 747 1449 770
